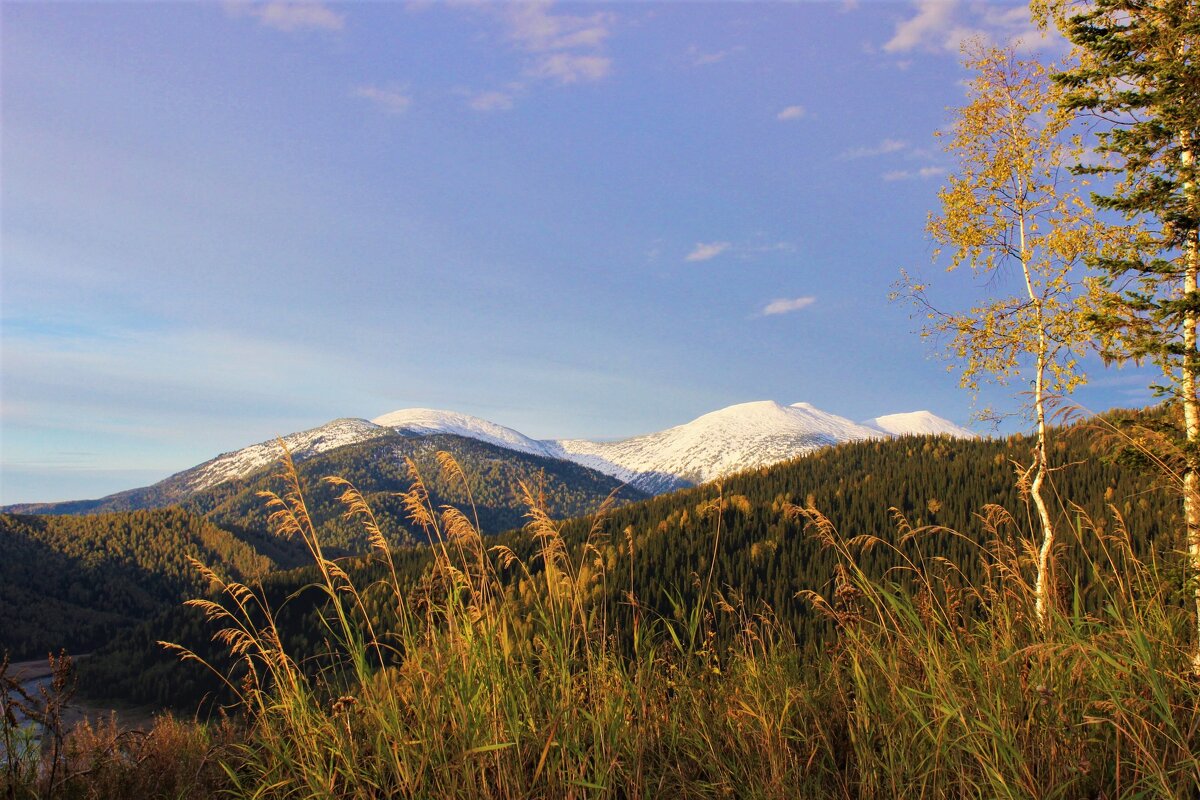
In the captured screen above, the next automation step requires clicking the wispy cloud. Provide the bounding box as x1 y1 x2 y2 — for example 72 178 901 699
527 52 611 84
685 242 731 262
224 1 345 33
505 2 611 51
883 166 946 182
686 44 743 67
882 0 1057 55
839 137 908 159
884 0 963 53
467 89 517 112
1 321 356 436
500 2 615 85
761 296 816 316
837 138 944 182
353 85 412 114
777 105 807 121
680 238 796 264
746 240 798 256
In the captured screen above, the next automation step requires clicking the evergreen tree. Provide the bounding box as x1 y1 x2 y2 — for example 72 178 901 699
1049 0 1200 670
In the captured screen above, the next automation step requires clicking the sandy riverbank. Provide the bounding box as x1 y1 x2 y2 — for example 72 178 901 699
6 655 159 733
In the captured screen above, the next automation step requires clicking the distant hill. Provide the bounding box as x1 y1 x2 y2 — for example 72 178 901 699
8 432 648 555
860 409 976 438
0 507 272 661
547 401 936 492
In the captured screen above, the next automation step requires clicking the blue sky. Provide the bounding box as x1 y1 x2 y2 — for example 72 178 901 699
0 1 1157 504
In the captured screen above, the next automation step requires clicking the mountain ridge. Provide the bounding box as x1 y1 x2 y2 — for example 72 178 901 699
5 400 975 513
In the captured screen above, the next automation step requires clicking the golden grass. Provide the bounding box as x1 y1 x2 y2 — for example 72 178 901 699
4 447 1198 798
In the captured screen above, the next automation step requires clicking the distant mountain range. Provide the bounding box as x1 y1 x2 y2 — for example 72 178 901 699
8 401 975 514
6 401 973 516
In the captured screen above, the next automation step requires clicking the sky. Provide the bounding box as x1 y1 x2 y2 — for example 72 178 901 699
0 0 1160 504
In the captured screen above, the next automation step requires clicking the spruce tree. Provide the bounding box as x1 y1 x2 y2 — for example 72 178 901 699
1049 0 1200 670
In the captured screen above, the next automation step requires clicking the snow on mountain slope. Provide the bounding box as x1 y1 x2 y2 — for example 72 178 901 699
547 401 888 493
371 408 556 459
188 418 387 491
861 410 975 439
134 401 977 500
175 408 557 496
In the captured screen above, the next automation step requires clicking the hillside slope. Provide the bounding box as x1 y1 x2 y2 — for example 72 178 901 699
0 508 273 660
79 411 1177 708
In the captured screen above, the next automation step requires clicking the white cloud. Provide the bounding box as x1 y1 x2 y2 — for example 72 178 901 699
224 1 344 33
685 242 731 262
468 90 517 112
839 138 908 159
680 238 796 263
748 241 798 255
505 2 612 51
761 296 816 316
686 44 743 67
437 2 616 109
528 52 612 84
883 165 945 182
884 0 958 52
1 322 358 440
353 85 412 114
777 105 807 121
834 138 944 181
981 3 1052 52
883 0 1060 55
499 2 615 85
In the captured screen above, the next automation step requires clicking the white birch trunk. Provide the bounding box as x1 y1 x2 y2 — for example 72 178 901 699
1031 349 1055 627
1015 183 1056 627
1180 136 1200 674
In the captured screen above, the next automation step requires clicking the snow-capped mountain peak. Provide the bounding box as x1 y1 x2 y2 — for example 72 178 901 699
188 417 386 491
371 408 553 458
861 410 976 439
547 400 891 493
152 401 977 500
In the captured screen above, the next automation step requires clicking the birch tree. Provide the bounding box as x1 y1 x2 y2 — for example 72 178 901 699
1047 0 1200 671
903 45 1117 626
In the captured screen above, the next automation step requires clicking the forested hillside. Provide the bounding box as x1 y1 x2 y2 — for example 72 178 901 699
1 435 643 664
79 409 1179 709
556 412 1177 631
0 508 273 660
188 433 647 553
9 434 645 556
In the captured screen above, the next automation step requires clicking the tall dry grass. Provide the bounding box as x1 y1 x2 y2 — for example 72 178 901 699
4 443 1198 798
170 447 1200 797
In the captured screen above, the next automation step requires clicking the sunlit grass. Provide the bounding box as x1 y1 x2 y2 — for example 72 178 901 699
4 446 1198 798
